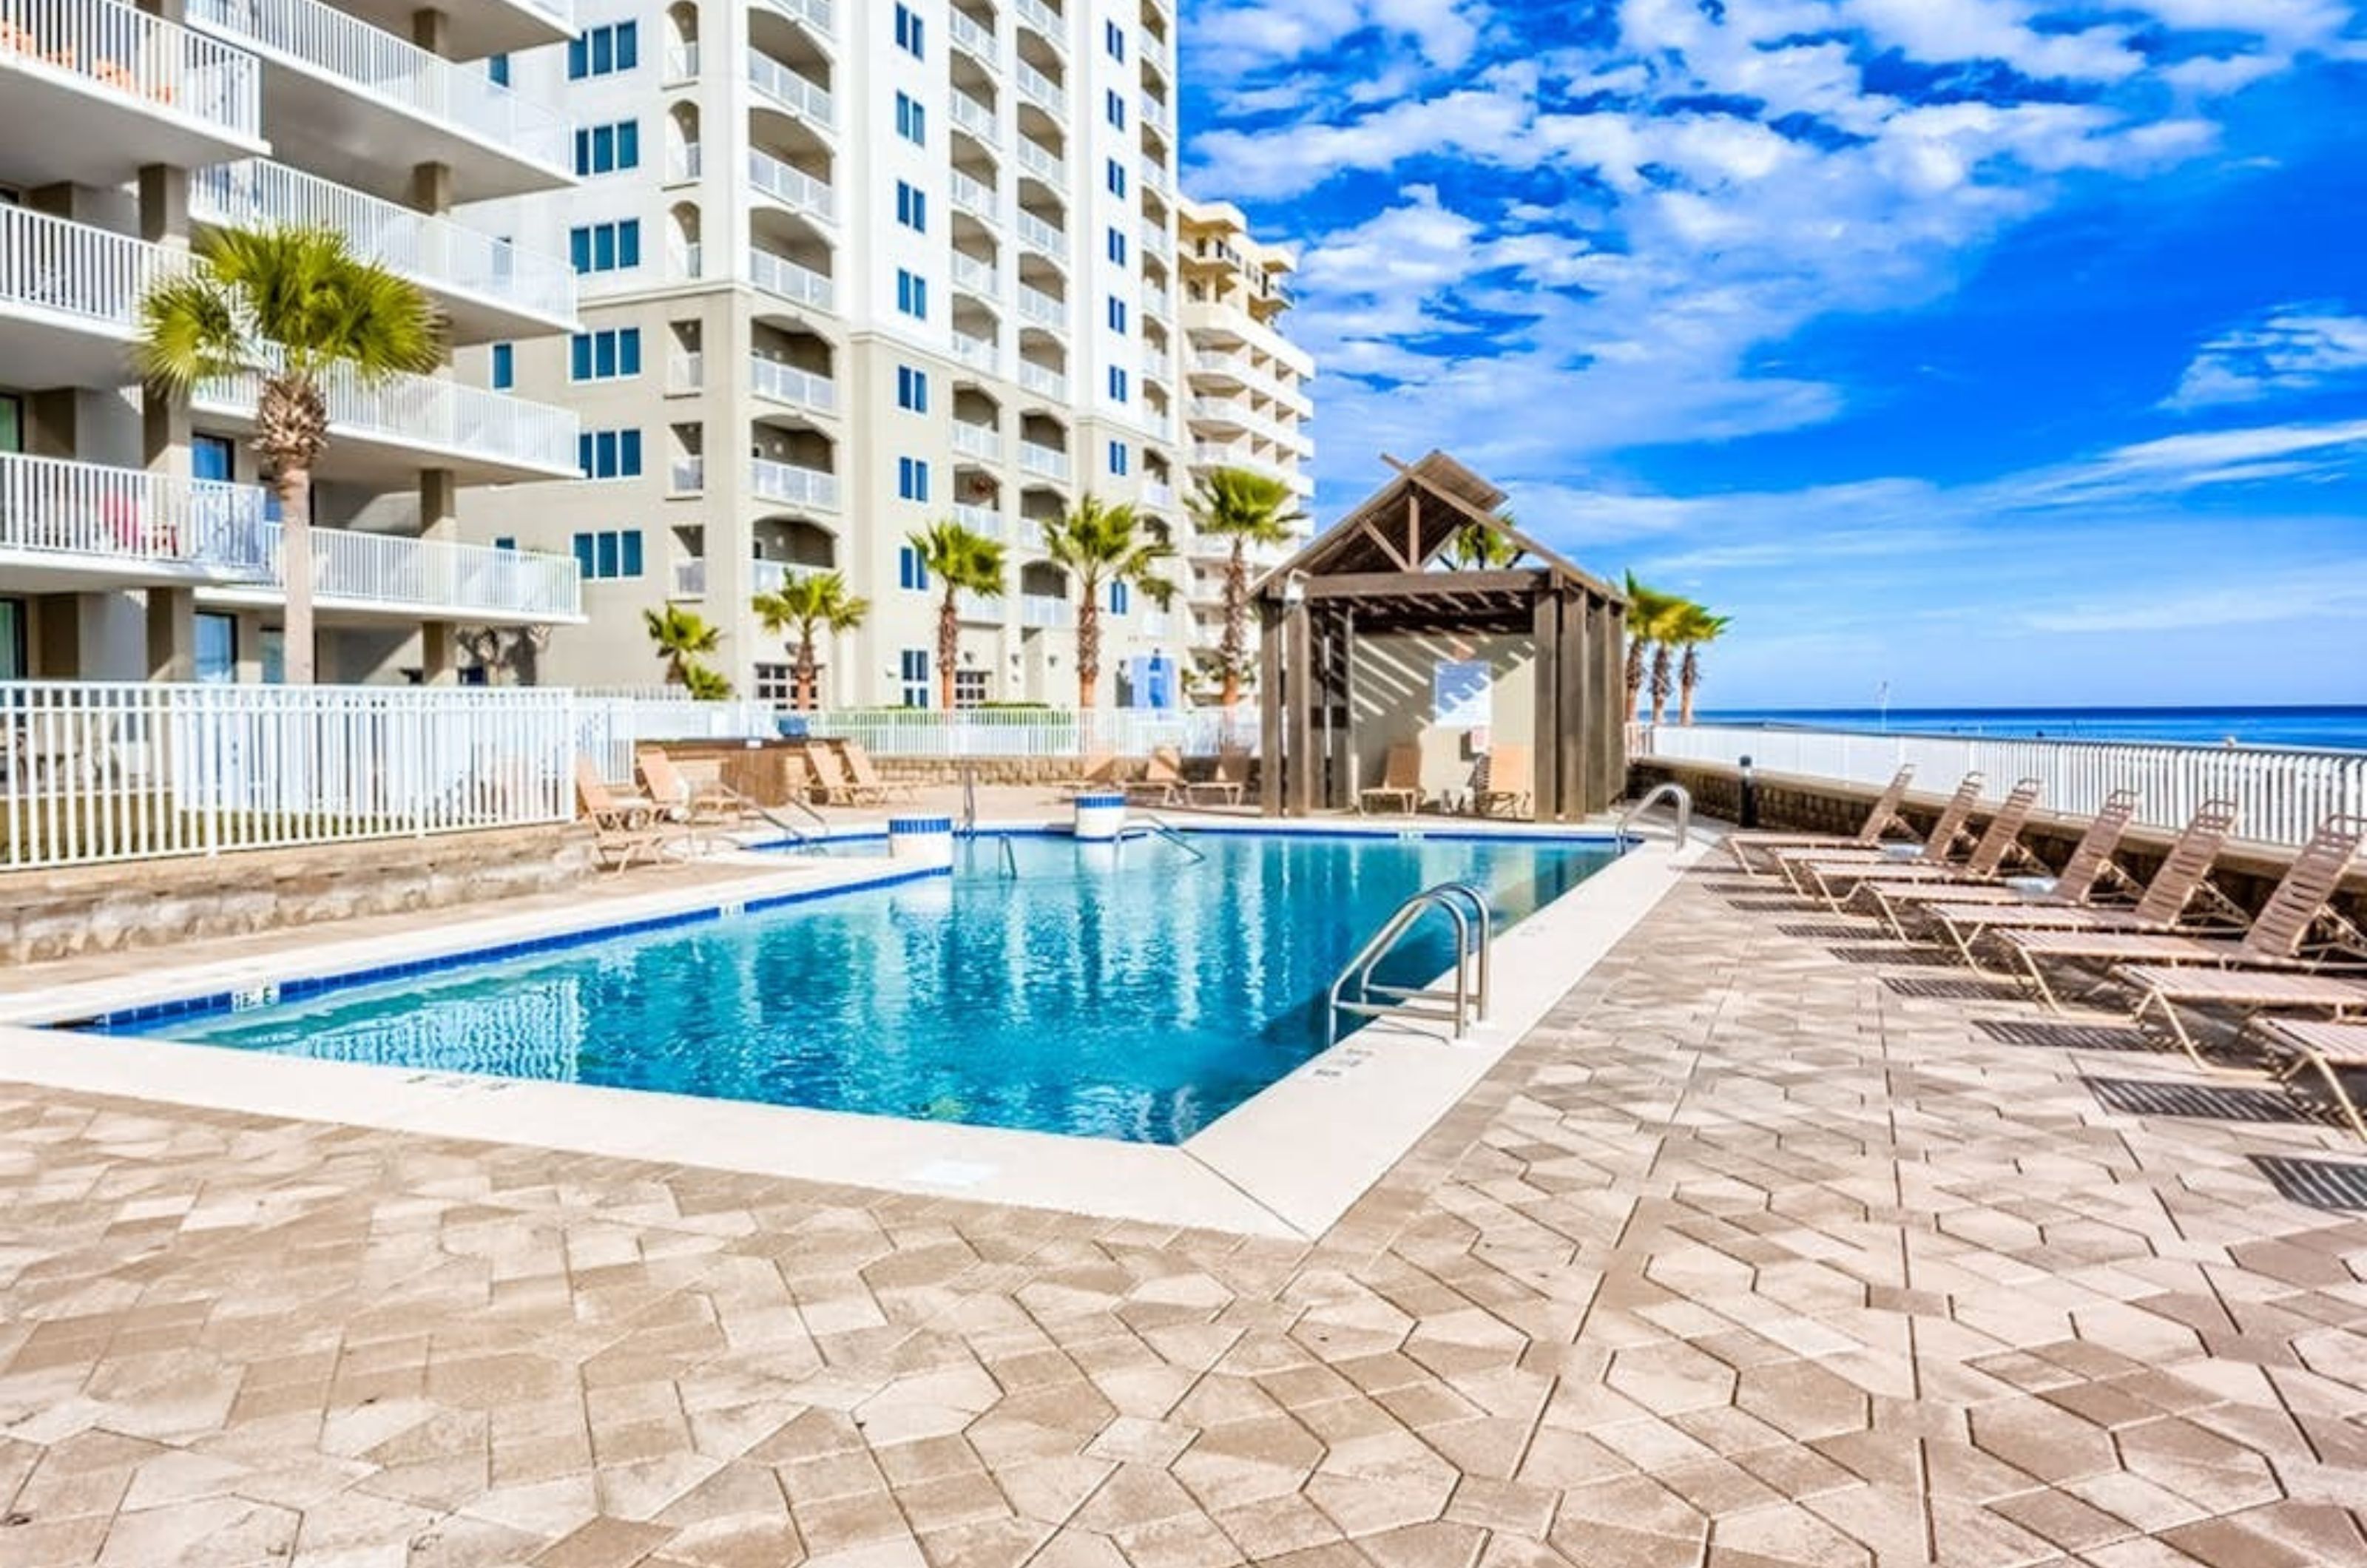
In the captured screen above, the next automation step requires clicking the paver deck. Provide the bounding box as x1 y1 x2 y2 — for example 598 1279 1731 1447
3 862 2364 1567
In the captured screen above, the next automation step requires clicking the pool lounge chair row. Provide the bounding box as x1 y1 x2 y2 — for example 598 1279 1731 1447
1057 746 1252 808
1357 743 1533 817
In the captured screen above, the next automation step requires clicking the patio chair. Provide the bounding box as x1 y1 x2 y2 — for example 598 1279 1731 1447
1722 764 1916 874
806 743 883 806
1997 812 2367 1016
1865 789 2143 946
574 757 670 874
1184 746 1251 808
1125 746 1187 806
840 740 922 804
1053 750 1121 799
1844 778 2044 928
1474 743 1534 819
1360 743 1425 815
637 746 740 825
1775 771 1987 901
2252 1018 2367 1140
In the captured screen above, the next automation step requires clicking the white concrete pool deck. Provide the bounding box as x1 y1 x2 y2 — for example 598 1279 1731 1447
0 815 1709 1239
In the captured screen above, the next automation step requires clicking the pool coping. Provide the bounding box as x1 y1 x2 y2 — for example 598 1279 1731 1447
0 818 1710 1240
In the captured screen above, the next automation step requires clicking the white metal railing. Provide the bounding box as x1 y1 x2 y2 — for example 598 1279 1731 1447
747 147 837 222
669 142 702 180
753 0 832 38
186 0 570 174
671 555 705 597
1141 223 1173 260
1144 285 1170 320
950 331 997 371
947 6 992 58
1014 135 1061 181
1019 595 1073 629
1192 348 1251 379
949 89 998 142
1019 440 1070 479
1635 723 2367 851
1018 359 1067 399
192 160 575 325
1141 158 1171 197
1144 348 1172 382
663 40 697 78
950 168 997 220
956 587 1002 623
1141 96 1171 135
668 349 703 389
1140 479 1174 509
1016 209 1064 256
260 524 581 619
749 558 820 595
749 353 837 412
671 455 703 492
0 451 272 575
747 246 835 311
2 0 263 140
0 204 176 332
1014 58 1063 114
950 421 1002 461
1017 283 1065 328
195 358 578 475
1013 0 1062 46
749 456 840 510
809 707 1266 760
950 250 999 296
745 48 834 129
951 501 1005 539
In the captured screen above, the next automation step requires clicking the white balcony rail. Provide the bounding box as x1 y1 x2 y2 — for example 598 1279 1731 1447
950 421 1002 461
671 455 703 492
1141 96 1172 135
950 331 997 371
669 142 702 180
946 7 992 58
1635 723 2367 851
807 709 1264 763
1016 209 1064 257
195 358 578 475
746 148 837 223
192 160 575 325
745 48 834 129
1 0 263 140
1014 135 1061 181
747 246 835 311
262 524 581 619
1144 285 1171 320
186 0 570 174
949 168 997 220
753 0 833 39
951 501 1005 539
663 40 697 78
1019 440 1070 480
1140 158 1171 197
1017 284 1066 328
1017 359 1067 399
1013 0 1062 46
1014 58 1063 115
749 558 820 595
1143 348 1172 382
948 89 998 142
1019 594 1073 629
668 349 703 389
0 451 272 575
749 456 840 510
950 251 999 296
1192 348 1252 379
955 588 1003 624
749 353 837 412
0 205 176 334
1140 479 1174 509
1141 222 1172 259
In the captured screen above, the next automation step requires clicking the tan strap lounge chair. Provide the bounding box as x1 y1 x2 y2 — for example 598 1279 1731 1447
575 756 670 873
2253 1018 2367 1140
1868 789 2142 949
806 743 881 806
1777 771 1987 902
1474 744 1534 819
1722 764 1917 874
840 740 922 804
1184 746 1251 808
1054 751 1121 800
1998 813 2367 1014
1360 743 1425 816
637 746 740 825
1125 746 1187 806
1848 779 2044 929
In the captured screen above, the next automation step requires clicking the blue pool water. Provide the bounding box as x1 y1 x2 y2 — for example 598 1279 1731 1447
105 831 1616 1143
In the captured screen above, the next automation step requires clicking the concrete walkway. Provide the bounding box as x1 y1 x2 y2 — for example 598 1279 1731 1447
1 862 2363 1566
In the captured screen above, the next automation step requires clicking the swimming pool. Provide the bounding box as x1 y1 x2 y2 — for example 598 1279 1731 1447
103 831 1618 1144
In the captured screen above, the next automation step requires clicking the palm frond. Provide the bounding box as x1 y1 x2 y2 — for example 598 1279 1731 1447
131 271 249 398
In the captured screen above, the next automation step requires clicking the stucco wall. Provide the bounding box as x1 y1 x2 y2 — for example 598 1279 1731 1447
1348 630 1535 806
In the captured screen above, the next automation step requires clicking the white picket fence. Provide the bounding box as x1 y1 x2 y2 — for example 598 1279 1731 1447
1635 723 2367 849
0 683 777 870
806 708 1263 760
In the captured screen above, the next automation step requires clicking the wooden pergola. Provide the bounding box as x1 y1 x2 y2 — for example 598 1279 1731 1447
1254 452 1628 820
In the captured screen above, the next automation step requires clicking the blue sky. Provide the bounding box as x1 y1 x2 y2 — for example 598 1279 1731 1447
1175 0 2367 709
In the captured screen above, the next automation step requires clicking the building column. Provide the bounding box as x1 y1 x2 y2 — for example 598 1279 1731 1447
138 163 189 248
419 467 459 683
147 589 198 681
409 160 454 220
420 621 458 685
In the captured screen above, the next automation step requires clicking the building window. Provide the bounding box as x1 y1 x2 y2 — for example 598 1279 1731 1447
897 456 931 502
487 52 510 84
895 267 928 319
1108 440 1129 476
570 328 643 381
899 649 931 708
493 535 517 550
1104 19 1124 58
1106 159 1126 197
754 662 795 708
1108 366 1128 402
573 120 641 175
897 544 931 591
1107 296 1127 332
1106 226 1127 265
191 432 234 481
569 220 641 274
577 428 644 480
896 365 928 413
895 90 925 145
1108 581 1130 615
489 342 514 389
894 180 927 233
567 21 638 78
953 669 988 709
0 598 21 681
571 529 645 580
893 3 924 57
1106 89 1124 129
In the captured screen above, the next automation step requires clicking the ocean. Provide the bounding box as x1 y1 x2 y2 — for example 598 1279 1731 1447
1692 706 2367 753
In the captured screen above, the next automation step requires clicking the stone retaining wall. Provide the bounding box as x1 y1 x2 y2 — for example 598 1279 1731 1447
1 825 595 964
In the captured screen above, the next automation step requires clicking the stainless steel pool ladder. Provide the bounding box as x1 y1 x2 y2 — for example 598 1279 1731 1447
1325 881 1493 1047
1618 782 1692 848
1135 813 1207 862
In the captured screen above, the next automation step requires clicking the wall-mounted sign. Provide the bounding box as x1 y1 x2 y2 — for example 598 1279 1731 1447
1434 660 1491 729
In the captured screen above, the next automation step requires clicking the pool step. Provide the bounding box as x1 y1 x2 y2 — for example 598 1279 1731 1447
1324 882 1495 1047
1334 998 1464 1024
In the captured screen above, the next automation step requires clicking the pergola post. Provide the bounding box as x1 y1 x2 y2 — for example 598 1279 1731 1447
1559 590 1590 817
1258 605 1283 817
1287 599 1316 816
1596 597 1624 805
1530 589 1561 821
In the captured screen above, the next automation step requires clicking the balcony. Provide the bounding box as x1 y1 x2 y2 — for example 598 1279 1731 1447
185 0 572 203
949 89 998 144
0 0 266 188
947 6 994 64
1140 96 1171 136
0 450 273 589
1014 60 1064 117
670 455 703 493
669 350 703 391
746 49 834 132
749 456 840 511
748 148 837 224
1144 283 1171 320
950 169 998 223
1019 440 1069 481
1020 594 1074 629
951 501 1006 540
194 356 580 484
950 421 1002 462
334 0 572 56
198 522 582 623
1017 284 1065 330
749 354 838 416
1143 348 1172 383
1016 209 1064 260
1014 0 1063 48
1140 222 1172 260
1141 479 1174 510
950 251 999 297
669 555 821 599
1014 135 1061 182
1139 609 1171 640
752 0 834 41
192 160 575 342
1139 158 1171 197
1190 348 1251 385
950 331 997 374
1017 360 1067 401
748 246 834 312
0 206 176 387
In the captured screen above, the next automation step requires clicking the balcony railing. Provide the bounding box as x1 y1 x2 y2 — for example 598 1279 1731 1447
1144 284 1171 320
0 451 271 575
669 349 703 389
1018 359 1067 399
195 356 578 476
1141 96 1172 135
1014 59 1063 115
951 421 1002 462
749 354 838 413
745 48 834 130
663 40 697 78
946 6 993 59
750 558 822 595
1192 348 1252 379
1140 158 1171 197
1019 594 1073 629
1143 348 1172 382
948 89 998 143
1017 284 1065 328
192 160 575 326
671 455 703 492
1019 440 1069 480
669 142 701 180
1016 209 1064 257
749 456 840 510
753 0 833 39
950 169 997 220
1014 0 1062 47
1141 222 1172 260
1141 479 1174 510
747 147 837 222
186 0 569 175
1014 135 1061 181
950 331 996 371
3 0 263 142
747 246 834 311
952 501 1005 539
0 205 177 335
950 251 999 297
274 524 581 618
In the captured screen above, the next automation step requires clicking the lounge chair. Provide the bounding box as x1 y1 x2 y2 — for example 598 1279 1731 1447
1054 751 1121 799
1775 771 1987 902
1125 746 1187 806
1184 746 1251 808
1996 813 2367 1015
1474 744 1534 819
840 740 922 804
1845 778 2044 928
1360 743 1425 815
2252 1018 2367 1140
806 743 882 806
1721 765 1917 874
637 745 740 825
575 756 670 873
1867 789 2142 948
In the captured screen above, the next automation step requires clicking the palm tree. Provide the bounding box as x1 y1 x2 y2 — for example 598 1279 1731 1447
753 571 868 712
1185 466 1302 707
1621 572 1685 723
907 519 1007 709
1666 602 1732 726
643 604 720 688
133 224 443 686
681 663 735 700
1445 512 1522 570
1041 495 1177 710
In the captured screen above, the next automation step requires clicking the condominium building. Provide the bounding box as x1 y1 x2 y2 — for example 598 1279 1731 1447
0 0 587 684
456 0 1205 706
1176 195 1314 669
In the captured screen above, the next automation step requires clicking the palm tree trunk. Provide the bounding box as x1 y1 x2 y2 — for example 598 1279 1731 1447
937 592 959 710
1649 645 1674 726
1219 539 1247 709
277 469 315 685
1624 641 1646 720
1680 649 1701 726
796 633 817 712
1076 595 1099 711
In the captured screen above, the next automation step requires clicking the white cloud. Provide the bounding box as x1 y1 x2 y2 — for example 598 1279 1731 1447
2165 309 2367 409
